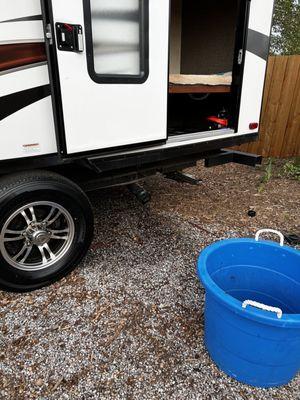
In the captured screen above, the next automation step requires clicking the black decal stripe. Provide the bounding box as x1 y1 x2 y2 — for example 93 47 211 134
0 15 43 23
0 85 51 121
247 29 269 61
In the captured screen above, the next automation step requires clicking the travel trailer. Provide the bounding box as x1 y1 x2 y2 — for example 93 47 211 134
0 0 274 291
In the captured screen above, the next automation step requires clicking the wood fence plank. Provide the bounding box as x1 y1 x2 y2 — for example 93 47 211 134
282 59 300 157
261 56 288 157
269 56 300 157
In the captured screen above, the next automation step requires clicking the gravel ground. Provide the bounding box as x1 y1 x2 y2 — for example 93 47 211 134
0 160 299 400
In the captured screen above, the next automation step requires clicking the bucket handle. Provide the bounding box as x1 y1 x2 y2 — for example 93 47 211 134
255 229 284 247
242 300 283 319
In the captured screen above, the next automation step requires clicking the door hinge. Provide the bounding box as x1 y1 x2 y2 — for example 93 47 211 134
45 24 53 45
238 49 244 65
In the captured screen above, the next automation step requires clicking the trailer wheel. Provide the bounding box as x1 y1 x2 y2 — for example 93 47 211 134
0 170 94 292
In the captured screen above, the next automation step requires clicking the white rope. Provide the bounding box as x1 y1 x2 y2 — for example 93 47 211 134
242 300 283 319
255 229 284 247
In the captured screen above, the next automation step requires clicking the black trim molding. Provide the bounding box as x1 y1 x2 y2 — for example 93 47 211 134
83 0 149 84
247 29 269 61
41 0 68 155
0 85 51 121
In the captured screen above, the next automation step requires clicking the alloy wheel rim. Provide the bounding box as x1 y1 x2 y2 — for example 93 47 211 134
0 201 75 271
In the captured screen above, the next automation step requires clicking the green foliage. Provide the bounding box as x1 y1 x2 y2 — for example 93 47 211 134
259 158 274 192
270 0 300 55
282 158 300 180
258 158 300 193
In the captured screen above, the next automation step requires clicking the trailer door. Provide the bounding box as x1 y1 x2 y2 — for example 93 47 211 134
47 0 169 154
238 0 275 134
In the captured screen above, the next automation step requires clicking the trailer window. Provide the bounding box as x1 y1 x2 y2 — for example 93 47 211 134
85 0 149 84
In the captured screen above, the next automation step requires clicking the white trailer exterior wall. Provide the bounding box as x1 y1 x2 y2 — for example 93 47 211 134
0 0 57 161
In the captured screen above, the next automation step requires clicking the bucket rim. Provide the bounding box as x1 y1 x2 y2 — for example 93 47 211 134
197 238 300 327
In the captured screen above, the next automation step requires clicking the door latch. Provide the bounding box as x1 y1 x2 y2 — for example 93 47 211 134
45 24 53 45
55 23 84 53
238 49 244 65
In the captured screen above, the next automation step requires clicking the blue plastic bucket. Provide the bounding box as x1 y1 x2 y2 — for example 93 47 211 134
197 229 300 388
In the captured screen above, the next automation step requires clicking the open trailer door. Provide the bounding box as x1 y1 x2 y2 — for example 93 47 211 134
43 0 169 154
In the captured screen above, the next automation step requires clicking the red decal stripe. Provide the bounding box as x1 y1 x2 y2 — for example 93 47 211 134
0 43 47 72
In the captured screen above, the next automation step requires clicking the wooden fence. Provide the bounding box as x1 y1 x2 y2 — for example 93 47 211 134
236 55 300 158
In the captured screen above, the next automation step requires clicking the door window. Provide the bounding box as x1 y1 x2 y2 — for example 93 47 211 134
85 0 149 83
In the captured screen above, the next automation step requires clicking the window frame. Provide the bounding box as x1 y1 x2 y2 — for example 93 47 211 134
83 0 149 84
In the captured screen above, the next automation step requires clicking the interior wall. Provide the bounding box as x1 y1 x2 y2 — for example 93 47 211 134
180 0 239 74
169 0 182 74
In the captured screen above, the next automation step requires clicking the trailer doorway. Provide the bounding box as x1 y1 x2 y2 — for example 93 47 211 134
168 0 246 136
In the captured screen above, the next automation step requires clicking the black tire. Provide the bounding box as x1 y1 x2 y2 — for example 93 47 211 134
0 170 94 292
